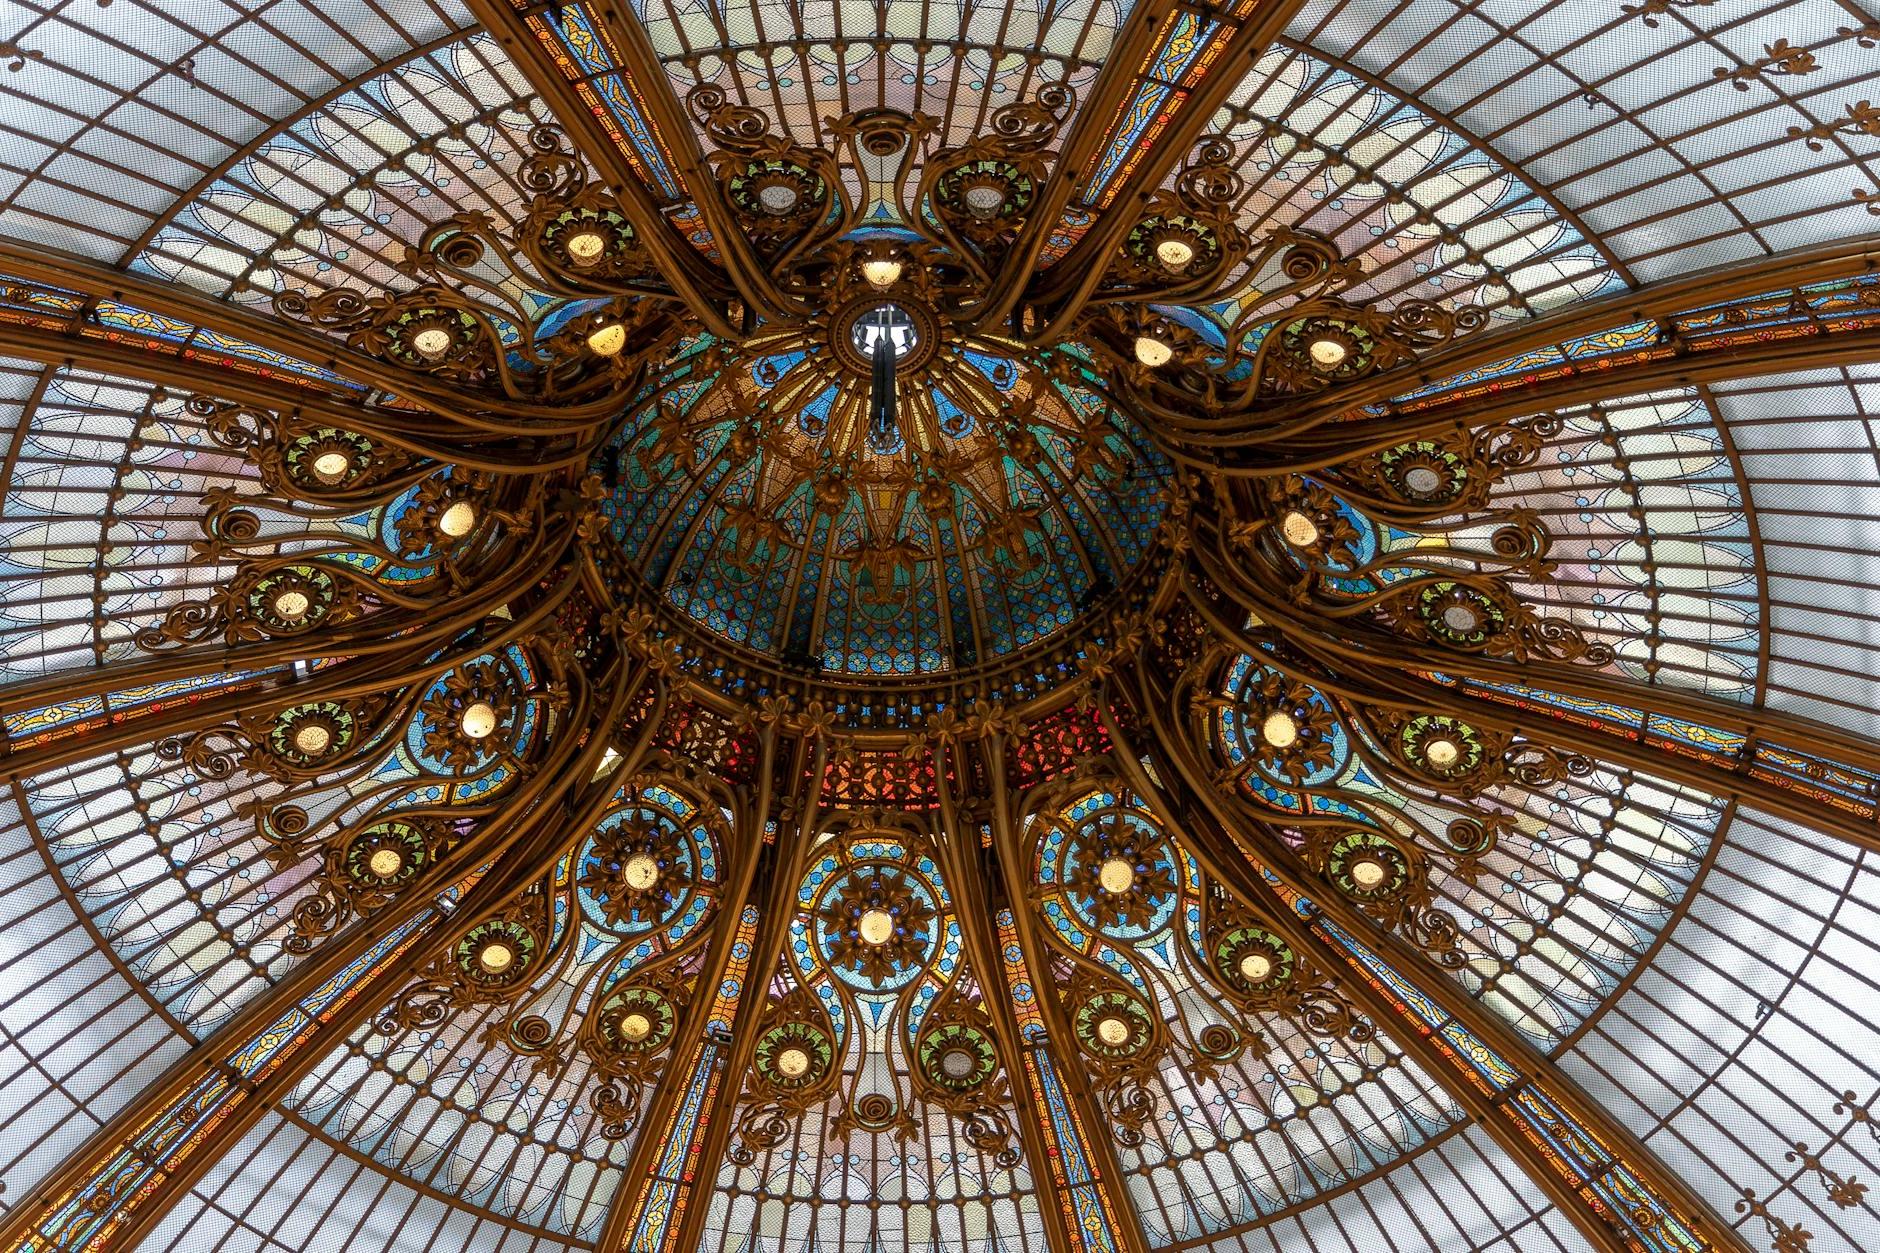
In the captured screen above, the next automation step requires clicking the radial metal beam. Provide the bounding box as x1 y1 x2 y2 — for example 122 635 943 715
990 0 1315 334
4 886 451 1252
1183 561 1880 860
931 740 1106 1253
460 0 777 334
613 736 833 1253
0 574 578 784
0 664 660 1252
971 0 1170 330
0 244 639 444
0 245 627 436
1101 674 1757 1253
0 535 581 725
1209 240 1880 471
0 317 596 470
982 733 1156 1253
1386 665 1880 860
1351 644 1880 784
1186 526 1880 780
2 649 422 784
1267 239 1880 432
589 726 780 1253
1238 318 1880 475
579 0 799 327
659 737 835 1253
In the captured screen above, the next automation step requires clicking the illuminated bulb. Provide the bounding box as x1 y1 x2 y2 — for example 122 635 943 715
438 500 476 538
1155 237 1196 270
293 723 332 755
1261 710 1299 749
311 451 351 484
1133 335 1173 368
1425 736 1461 769
618 1011 653 1043
1097 857 1136 895
272 589 311 621
1308 336 1349 368
410 327 454 361
962 185 1006 219
858 908 895 946
1350 857 1388 890
757 183 800 215
565 230 607 264
368 847 405 879
622 853 660 892
460 701 498 740
587 322 628 357
1280 509 1319 548
861 257 904 289
776 1047 811 1079
477 941 516 975
1238 951 1274 982
1095 1016 1131 1047
1442 603 1481 633
1403 466 1444 496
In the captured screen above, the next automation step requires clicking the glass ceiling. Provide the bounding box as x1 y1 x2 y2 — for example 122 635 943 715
1 0 1880 1251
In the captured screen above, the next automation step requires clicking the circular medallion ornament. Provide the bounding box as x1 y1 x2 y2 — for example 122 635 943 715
596 986 677 1056
1124 213 1220 275
936 158 1034 226
455 919 537 990
270 702 355 766
811 865 940 991
1327 831 1411 902
1262 483 1362 567
754 1021 834 1091
286 428 375 491
1216 924 1295 997
578 806 696 933
1380 441 1467 506
459 701 497 738
857 907 895 945
342 820 429 891
1280 510 1320 549
245 565 338 635
388 307 478 368
414 661 518 771
1074 991 1154 1061
729 158 824 223
1060 805 1179 938
1278 314 1376 382
623 854 659 891
436 497 477 539
1417 582 1504 649
1401 715 1486 780
1230 669 1343 785
919 1022 997 1092
1097 857 1136 895
542 207 634 269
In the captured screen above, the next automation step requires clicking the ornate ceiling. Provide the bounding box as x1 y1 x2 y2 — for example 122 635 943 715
1 2 1880 1253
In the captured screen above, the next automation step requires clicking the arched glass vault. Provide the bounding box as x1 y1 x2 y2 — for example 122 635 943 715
2 1 1880 1251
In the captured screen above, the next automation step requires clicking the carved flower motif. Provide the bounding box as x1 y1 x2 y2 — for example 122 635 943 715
578 815 687 930
419 662 513 770
813 869 937 989
1064 810 1176 932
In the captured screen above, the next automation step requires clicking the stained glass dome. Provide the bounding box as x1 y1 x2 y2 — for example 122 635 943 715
3 2 1880 1253
600 325 1170 676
